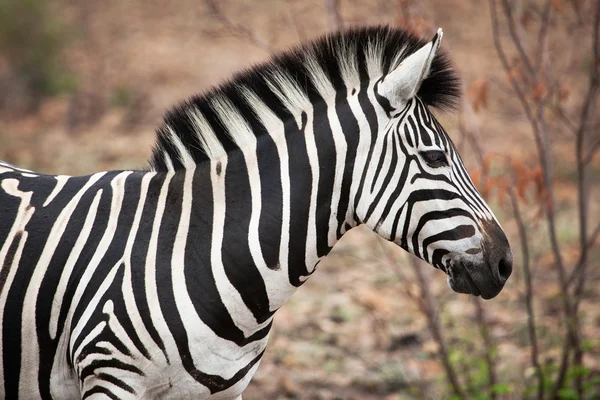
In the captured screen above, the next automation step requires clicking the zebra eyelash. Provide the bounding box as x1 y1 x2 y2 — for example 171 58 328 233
419 150 448 168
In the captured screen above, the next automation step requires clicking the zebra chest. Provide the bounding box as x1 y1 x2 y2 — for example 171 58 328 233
67 291 271 399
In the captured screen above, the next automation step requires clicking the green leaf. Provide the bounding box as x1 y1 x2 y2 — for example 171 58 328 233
557 387 579 400
492 383 512 394
581 340 594 352
567 365 591 379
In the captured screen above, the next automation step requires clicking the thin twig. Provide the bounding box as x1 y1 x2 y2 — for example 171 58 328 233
535 0 552 74
472 297 498 400
509 187 544 400
573 0 600 308
500 0 536 78
583 135 600 165
285 0 306 43
204 0 272 51
409 257 466 399
489 1 579 395
571 4 600 394
377 238 466 399
567 220 600 287
324 0 343 31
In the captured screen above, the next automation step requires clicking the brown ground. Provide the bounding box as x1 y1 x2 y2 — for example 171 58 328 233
1 1 599 399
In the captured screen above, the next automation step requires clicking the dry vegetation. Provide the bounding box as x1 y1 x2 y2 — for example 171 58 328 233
1 0 599 399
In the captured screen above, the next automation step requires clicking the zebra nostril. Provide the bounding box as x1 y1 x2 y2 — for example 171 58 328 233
497 257 513 283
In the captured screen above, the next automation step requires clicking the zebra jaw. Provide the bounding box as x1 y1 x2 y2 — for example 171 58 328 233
444 258 502 300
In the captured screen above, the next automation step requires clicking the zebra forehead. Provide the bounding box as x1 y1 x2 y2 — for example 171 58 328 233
149 26 461 171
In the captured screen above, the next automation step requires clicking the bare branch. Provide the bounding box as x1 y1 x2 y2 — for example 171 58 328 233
376 237 465 398
472 297 498 400
490 0 581 395
204 0 272 51
568 0 584 24
508 187 544 400
573 0 600 307
568 219 600 288
583 135 600 165
324 0 343 31
500 0 536 78
491 0 568 280
285 0 306 43
546 102 578 134
535 0 552 74
409 257 466 399
458 96 486 169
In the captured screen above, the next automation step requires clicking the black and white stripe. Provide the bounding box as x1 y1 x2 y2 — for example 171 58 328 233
0 26 512 399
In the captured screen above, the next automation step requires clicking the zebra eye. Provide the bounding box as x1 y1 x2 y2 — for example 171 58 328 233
420 150 448 168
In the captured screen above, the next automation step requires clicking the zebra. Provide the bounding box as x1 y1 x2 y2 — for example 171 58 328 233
0 26 512 399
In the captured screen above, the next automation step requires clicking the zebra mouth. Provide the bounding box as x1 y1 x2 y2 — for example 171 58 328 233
445 260 482 297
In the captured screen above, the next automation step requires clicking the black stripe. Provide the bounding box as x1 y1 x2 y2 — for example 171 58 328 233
403 124 413 148
130 173 169 362
407 114 420 147
335 90 359 238
370 133 389 193
371 130 414 227
256 133 283 269
351 68 380 219
417 101 439 147
432 249 450 271
411 208 476 259
95 372 136 394
79 359 144 382
71 266 133 361
2 174 86 397
71 173 150 362
82 386 120 400
422 224 475 262
182 165 246 344
313 95 335 257
184 350 265 394
364 134 399 224
37 183 108 397
400 189 464 251
222 150 271 323
286 112 312 285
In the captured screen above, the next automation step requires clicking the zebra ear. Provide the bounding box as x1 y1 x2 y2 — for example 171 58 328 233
379 28 443 104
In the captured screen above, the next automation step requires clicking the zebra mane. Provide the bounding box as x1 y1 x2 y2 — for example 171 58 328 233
149 26 461 171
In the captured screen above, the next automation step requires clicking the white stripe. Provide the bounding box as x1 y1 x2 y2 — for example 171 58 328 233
242 91 296 309
302 109 320 276
266 70 311 129
143 171 183 367
19 171 105 396
49 188 103 339
0 177 34 390
169 166 269 379
326 98 348 245
207 161 265 334
60 171 130 360
348 80 378 221
210 95 255 147
162 151 175 172
43 175 70 207
166 125 196 168
69 261 122 362
120 172 167 362
71 321 106 371
187 108 227 160
216 92 296 313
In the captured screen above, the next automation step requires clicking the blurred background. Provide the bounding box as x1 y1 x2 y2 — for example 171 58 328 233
0 0 599 399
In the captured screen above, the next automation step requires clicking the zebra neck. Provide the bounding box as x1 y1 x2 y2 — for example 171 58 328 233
174 133 348 327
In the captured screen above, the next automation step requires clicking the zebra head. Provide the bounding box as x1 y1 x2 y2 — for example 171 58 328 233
354 29 513 299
